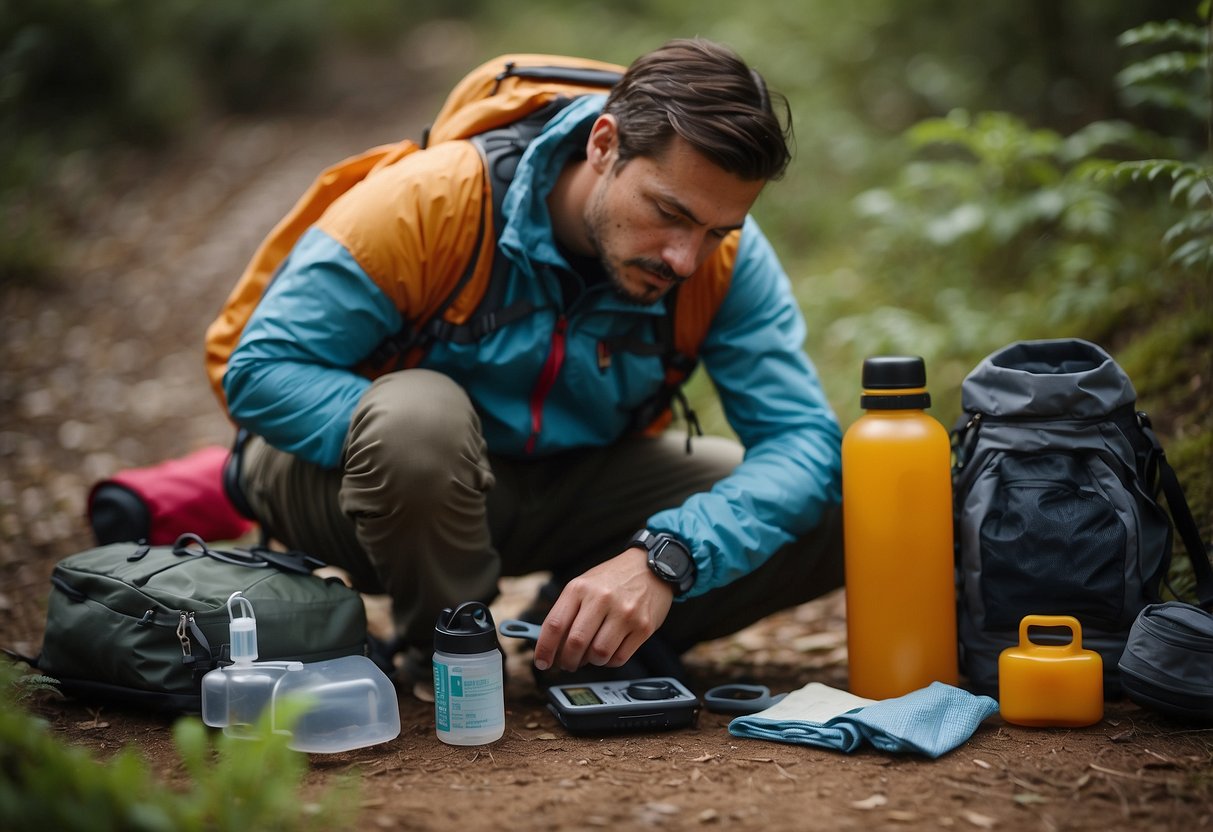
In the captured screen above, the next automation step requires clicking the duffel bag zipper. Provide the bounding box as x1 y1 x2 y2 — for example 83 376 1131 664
174 611 218 672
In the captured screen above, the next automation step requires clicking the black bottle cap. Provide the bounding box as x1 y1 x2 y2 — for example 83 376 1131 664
860 356 931 409
861 356 927 389
434 601 501 654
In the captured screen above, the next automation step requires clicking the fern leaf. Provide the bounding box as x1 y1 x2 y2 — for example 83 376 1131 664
1117 20 1208 49
1117 51 1207 88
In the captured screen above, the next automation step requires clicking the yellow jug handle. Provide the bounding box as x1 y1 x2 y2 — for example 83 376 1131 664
1019 614 1083 652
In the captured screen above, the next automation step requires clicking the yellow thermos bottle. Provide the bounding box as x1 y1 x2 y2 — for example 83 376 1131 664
842 356 959 699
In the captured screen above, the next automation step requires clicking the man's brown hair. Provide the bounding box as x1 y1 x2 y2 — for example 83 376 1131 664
603 38 793 182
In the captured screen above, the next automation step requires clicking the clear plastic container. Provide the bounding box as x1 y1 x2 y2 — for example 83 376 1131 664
200 592 400 753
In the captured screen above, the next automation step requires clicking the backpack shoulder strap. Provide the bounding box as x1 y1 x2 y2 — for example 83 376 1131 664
1137 412 1213 610
367 99 575 365
368 56 626 363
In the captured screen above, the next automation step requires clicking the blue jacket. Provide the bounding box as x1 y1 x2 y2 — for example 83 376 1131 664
224 95 841 597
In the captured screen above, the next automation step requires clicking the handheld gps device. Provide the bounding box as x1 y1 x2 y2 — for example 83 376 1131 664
497 619 700 734
547 677 700 734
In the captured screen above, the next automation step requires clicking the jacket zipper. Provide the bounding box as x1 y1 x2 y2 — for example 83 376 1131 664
525 315 568 454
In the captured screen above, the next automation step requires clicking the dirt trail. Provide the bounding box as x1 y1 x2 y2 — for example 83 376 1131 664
1 46 1210 832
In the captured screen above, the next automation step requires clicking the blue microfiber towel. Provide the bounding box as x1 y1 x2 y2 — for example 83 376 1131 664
728 681 999 759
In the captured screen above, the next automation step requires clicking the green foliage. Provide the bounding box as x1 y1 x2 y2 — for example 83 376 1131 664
1081 17 1213 272
1116 18 1210 119
859 110 1128 260
178 0 327 114
8 669 62 702
0 660 357 832
819 104 1178 425
1086 158 1213 269
820 5 1212 553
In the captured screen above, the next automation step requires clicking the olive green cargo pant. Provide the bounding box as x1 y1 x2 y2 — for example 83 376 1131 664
239 370 843 653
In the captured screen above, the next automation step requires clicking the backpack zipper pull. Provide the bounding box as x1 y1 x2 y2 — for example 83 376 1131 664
177 612 193 659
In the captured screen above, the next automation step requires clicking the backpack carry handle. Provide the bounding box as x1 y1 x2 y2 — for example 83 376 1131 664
173 533 268 569
171 533 325 576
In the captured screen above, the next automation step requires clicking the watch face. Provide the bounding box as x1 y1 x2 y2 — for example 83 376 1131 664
635 530 695 594
653 538 692 580
650 554 680 580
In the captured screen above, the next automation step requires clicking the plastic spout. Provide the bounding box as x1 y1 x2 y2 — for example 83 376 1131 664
227 591 258 665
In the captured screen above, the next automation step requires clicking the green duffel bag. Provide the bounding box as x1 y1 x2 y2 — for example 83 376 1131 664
36 533 369 713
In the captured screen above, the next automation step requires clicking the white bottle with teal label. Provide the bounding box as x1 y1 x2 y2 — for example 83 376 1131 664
433 601 505 746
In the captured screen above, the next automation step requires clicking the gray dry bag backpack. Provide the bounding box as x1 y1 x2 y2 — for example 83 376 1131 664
951 338 1213 699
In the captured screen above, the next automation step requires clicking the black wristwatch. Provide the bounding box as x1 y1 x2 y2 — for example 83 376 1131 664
630 529 697 596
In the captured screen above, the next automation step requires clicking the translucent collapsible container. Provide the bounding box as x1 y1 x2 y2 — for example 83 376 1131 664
202 655 401 753
201 593 400 753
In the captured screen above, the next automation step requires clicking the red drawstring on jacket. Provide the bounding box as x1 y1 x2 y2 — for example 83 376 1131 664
525 316 567 454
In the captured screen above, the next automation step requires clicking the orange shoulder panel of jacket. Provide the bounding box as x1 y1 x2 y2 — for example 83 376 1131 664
674 230 740 359
316 140 493 329
203 139 419 408
427 54 625 145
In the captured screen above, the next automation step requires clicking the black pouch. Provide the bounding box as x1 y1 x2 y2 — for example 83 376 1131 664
1118 602 1213 723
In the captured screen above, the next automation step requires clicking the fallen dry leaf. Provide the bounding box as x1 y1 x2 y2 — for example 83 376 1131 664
1013 792 1048 805
791 631 845 652
851 794 888 810
644 802 681 816
962 810 997 828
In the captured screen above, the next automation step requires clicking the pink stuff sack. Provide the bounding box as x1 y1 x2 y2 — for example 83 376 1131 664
87 445 255 545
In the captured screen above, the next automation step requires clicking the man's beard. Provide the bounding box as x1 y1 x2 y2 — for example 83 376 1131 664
584 201 680 307
605 257 673 306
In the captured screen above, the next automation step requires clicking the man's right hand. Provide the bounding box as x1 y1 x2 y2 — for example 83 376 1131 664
532 546 674 673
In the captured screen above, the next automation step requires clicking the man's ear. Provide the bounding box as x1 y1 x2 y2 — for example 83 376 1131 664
587 115 619 174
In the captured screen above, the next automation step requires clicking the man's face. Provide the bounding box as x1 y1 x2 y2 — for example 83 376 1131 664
583 118 765 305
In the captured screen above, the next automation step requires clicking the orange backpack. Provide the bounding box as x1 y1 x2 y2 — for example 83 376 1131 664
204 54 736 437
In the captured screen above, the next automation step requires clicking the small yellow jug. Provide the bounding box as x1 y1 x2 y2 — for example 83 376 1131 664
998 615 1103 727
